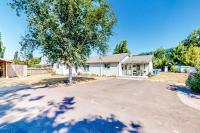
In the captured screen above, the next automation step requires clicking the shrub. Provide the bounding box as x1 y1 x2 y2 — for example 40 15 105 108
170 66 179 72
187 71 200 93
184 68 189 73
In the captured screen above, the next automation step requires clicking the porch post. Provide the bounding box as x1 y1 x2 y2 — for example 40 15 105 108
5 62 8 78
131 63 133 76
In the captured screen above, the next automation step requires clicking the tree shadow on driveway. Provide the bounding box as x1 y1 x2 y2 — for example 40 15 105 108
0 91 142 133
0 95 76 132
67 115 142 133
0 114 142 133
0 85 142 133
168 84 200 99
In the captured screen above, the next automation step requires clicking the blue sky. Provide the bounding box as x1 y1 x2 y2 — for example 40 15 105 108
1 0 200 59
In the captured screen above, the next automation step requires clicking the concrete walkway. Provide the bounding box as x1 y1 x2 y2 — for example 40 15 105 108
0 79 200 133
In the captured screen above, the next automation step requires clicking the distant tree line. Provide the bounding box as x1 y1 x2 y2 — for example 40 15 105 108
140 28 200 70
13 51 41 68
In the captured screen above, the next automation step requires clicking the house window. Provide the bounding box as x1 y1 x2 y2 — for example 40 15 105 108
104 64 110 69
75 65 78 72
137 65 140 71
84 65 89 71
132 65 136 71
128 65 131 70
124 65 127 70
56 63 59 69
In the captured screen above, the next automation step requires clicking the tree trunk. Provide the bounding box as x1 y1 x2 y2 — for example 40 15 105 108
68 66 73 83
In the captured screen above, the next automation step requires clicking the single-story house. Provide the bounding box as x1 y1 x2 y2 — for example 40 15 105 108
0 58 27 78
53 53 153 77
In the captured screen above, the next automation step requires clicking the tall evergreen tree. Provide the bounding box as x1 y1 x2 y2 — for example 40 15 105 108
113 40 129 54
0 32 6 58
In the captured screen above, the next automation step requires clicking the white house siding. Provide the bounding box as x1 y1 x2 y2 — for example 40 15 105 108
88 64 102 76
118 56 129 76
148 61 153 74
53 63 78 75
101 63 119 76
53 54 153 77
86 63 119 76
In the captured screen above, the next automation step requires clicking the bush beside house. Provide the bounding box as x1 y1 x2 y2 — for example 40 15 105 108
170 66 179 72
187 71 200 93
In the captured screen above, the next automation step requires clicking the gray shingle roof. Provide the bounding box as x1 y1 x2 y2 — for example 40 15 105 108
86 53 128 63
123 55 153 64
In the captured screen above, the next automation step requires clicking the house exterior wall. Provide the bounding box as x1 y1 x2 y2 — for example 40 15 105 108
87 63 102 76
118 56 129 76
149 61 153 74
53 63 83 75
52 55 153 77
101 63 119 76
144 61 153 75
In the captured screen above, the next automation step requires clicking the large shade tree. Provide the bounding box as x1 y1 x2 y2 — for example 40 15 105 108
171 42 186 64
184 46 200 69
0 32 6 58
183 28 200 48
10 0 116 83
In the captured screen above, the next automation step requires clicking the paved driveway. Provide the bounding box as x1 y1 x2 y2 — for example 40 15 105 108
0 79 200 133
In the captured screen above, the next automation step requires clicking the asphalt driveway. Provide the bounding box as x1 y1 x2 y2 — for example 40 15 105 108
0 79 200 133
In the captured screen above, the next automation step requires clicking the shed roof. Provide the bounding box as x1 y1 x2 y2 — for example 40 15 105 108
86 53 128 64
123 55 153 64
0 58 12 63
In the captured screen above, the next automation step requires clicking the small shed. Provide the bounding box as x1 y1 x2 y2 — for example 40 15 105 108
0 58 12 78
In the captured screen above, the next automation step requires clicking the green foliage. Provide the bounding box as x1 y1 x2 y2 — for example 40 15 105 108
184 68 189 73
12 51 41 67
172 43 186 64
10 0 116 82
13 51 22 64
170 66 179 72
184 46 200 69
143 27 200 69
154 58 166 68
27 57 41 67
153 48 173 68
187 71 200 93
183 28 200 48
153 48 166 58
113 40 130 54
0 32 6 58
10 0 116 66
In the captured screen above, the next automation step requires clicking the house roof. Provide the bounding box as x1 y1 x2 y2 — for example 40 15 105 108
86 53 128 64
123 55 153 64
0 58 12 63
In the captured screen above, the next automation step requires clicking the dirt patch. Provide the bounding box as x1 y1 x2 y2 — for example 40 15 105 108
149 72 188 84
0 74 113 88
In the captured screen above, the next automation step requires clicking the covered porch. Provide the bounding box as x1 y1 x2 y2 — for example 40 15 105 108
0 59 12 78
121 63 148 76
